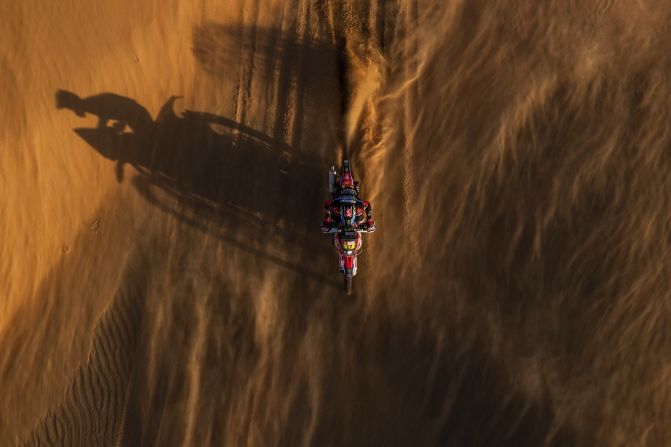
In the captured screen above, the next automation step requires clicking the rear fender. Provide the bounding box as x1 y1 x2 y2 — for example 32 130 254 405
340 160 354 187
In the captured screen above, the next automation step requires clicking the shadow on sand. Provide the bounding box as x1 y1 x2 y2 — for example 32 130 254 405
56 88 335 284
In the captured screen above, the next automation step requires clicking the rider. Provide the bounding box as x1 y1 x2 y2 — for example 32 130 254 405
320 176 376 233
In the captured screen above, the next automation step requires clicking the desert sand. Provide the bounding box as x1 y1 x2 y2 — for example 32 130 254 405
2 0 671 445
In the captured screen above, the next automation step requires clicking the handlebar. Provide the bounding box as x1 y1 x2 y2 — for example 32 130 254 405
326 227 369 234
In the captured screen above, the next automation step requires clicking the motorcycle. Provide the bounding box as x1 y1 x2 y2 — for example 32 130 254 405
323 160 373 295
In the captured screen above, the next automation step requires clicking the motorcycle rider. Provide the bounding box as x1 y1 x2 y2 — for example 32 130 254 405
320 177 376 233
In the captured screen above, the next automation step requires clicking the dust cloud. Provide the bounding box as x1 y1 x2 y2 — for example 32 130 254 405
2 0 671 445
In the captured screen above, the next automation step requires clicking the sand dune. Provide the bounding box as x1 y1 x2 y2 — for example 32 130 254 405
3 0 671 445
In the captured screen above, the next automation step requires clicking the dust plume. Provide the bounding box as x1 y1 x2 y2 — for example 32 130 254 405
2 0 671 446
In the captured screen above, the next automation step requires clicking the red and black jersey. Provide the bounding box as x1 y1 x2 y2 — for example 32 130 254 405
322 196 374 228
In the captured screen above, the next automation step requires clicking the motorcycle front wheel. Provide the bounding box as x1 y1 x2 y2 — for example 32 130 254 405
344 274 352 295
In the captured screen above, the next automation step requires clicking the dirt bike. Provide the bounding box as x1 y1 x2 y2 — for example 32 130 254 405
323 160 373 295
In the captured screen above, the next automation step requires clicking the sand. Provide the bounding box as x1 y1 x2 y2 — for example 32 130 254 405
2 0 671 445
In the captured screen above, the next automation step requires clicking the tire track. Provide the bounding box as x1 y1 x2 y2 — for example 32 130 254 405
234 0 260 128
286 0 308 152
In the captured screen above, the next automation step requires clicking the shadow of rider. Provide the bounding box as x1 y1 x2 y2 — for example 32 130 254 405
54 89 323 234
